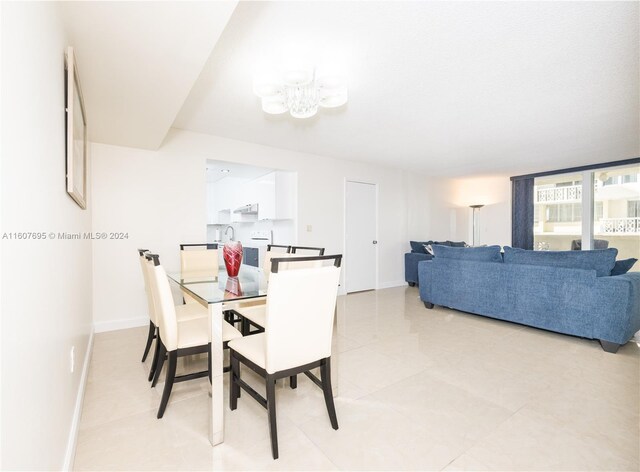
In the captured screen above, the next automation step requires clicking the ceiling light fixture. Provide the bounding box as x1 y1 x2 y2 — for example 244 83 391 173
220 169 230 173
253 68 347 119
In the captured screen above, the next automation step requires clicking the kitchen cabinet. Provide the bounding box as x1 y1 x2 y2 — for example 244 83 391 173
208 172 295 224
255 171 295 220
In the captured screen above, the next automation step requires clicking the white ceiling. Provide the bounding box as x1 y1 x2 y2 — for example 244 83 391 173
173 1 639 177
59 1 237 150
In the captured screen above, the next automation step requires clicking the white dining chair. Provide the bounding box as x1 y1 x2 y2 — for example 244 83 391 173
228 254 342 459
180 243 219 305
138 250 213 382
145 253 243 418
236 245 326 336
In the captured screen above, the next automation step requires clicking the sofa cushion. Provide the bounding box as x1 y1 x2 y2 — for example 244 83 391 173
503 246 618 277
410 240 452 253
410 241 432 253
447 240 468 247
432 244 503 262
611 258 638 276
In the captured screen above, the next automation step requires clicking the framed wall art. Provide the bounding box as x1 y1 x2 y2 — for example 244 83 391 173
65 46 88 209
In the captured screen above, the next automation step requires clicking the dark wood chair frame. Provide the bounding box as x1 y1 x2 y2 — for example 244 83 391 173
290 246 325 255
229 254 342 459
138 248 158 364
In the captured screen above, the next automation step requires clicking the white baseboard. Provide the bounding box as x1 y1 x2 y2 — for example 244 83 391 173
63 329 94 471
94 316 148 333
378 280 407 290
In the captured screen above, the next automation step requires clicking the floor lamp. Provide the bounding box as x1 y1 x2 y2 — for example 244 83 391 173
470 204 484 246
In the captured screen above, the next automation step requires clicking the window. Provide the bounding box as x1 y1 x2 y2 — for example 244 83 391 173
629 201 640 218
546 203 581 222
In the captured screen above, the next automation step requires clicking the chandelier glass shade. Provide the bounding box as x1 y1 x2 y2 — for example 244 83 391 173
253 68 347 119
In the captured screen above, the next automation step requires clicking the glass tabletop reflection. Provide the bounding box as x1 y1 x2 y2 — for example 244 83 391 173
167 264 267 304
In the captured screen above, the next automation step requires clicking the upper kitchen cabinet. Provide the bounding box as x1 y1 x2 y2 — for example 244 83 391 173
255 171 295 220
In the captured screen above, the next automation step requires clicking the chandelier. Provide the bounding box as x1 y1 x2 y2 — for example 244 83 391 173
253 69 347 119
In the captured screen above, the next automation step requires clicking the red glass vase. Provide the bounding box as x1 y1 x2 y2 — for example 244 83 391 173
223 241 243 277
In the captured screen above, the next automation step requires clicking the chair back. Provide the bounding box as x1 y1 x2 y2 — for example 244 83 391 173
264 255 342 373
263 246 292 282
138 249 157 325
180 244 219 278
145 254 179 351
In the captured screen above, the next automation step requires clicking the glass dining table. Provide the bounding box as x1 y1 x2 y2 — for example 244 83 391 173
166 264 265 446
166 263 339 447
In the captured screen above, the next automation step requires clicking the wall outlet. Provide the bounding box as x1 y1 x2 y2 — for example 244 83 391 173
70 346 75 373
306 225 312 232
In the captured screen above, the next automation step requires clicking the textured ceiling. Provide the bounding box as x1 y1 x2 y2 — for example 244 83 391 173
173 1 639 177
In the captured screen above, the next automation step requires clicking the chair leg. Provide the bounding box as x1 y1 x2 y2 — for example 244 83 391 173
266 375 279 460
148 333 162 382
151 342 167 388
157 351 177 418
320 358 339 430
241 317 250 336
141 321 155 362
229 351 240 410
289 375 297 389
207 342 213 383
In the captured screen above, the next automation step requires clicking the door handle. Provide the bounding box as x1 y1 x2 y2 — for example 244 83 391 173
373 240 378 244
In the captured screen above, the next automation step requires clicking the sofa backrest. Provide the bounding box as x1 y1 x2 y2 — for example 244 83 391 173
410 240 466 253
503 246 618 277
431 244 503 262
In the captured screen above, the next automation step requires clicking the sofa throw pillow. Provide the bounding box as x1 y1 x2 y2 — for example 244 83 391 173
431 244 503 262
446 240 467 247
503 246 618 277
410 241 433 254
611 258 638 276
423 244 435 255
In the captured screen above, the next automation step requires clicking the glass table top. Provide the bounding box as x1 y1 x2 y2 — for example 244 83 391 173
167 264 267 305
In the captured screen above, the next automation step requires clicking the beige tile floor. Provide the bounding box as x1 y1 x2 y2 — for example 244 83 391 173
74 286 640 471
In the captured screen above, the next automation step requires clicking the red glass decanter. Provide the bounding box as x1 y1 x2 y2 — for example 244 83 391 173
223 240 243 277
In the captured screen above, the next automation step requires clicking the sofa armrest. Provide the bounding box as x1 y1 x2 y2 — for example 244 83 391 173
593 272 640 344
417 260 434 302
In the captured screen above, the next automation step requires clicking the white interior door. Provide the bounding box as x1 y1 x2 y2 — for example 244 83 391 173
345 181 377 293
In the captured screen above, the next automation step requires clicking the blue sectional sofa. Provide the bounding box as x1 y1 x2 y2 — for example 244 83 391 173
405 240 466 286
418 245 640 352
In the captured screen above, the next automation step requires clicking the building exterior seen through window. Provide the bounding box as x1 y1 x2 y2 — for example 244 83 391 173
533 164 640 271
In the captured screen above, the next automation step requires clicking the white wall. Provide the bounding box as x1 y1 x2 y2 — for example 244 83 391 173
91 143 206 331
1 3 93 469
91 128 424 328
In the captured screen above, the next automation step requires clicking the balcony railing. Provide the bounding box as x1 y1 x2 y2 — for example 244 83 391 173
535 185 582 203
598 217 640 234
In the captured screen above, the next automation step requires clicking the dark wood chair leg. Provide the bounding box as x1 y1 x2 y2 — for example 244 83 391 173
230 351 240 410
157 351 177 418
207 342 212 384
141 321 155 362
289 375 297 389
266 375 279 460
320 358 339 430
241 317 250 336
151 343 167 388
148 333 162 382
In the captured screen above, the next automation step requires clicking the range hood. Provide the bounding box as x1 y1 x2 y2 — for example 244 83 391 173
233 203 258 214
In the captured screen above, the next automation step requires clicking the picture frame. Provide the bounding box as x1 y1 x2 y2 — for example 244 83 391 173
65 46 88 209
